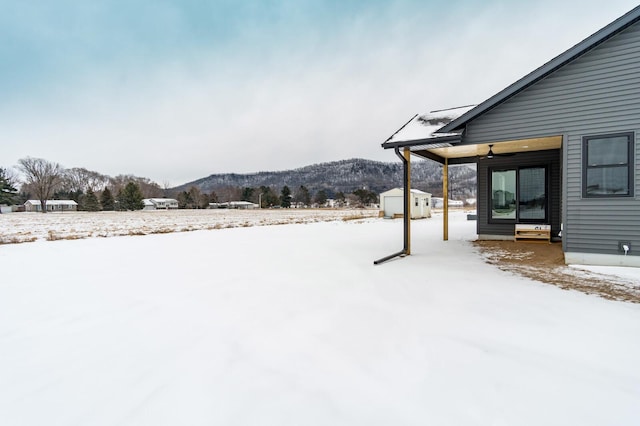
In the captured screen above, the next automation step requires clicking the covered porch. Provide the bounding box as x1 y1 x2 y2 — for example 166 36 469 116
375 108 562 264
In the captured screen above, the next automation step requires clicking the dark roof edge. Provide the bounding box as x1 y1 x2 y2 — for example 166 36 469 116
381 134 462 149
437 5 640 133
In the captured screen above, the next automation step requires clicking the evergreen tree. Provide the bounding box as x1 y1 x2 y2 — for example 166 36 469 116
83 188 100 211
259 186 278 208
314 189 327 207
280 185 292 208
0 167 18 208
55 188 85 209
296 185 311 206
353 188 378 206
117 182 145 211
241 187 254 202
100 188 115 211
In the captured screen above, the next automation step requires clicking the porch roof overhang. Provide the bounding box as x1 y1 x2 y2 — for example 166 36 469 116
381 134 563 164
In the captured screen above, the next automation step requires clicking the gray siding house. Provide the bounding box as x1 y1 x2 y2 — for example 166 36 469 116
381 5 640 267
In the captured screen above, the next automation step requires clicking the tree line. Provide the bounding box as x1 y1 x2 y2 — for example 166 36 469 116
169 184 378 209
1 157 380 213
0 157 181 213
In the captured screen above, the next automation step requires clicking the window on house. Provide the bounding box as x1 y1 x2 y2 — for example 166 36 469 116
583 132 634 197
491 170 516 220
491 166 547 222
519 167 546 220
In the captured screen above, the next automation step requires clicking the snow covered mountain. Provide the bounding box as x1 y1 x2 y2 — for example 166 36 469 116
174 158 476 199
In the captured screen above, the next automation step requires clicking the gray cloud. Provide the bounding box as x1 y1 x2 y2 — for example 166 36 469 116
2 0 638 185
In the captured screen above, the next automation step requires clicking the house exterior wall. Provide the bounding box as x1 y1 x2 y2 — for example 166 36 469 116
464 21 640 257
24 201 78 212
142 199 179 210
477 150 561 238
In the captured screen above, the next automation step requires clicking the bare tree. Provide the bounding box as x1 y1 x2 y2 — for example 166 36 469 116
110 175 162 198
198 193 210 209
17 157 64 213
188 186 202 208
18 157 64 213
162 180 179 199
62 167 110 193
216 186 242 203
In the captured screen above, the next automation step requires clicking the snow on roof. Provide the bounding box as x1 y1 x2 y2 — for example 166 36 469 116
386 105 476 143
228 201 257 206
147 198 178 203
26 200 78 205
410 189 430 195
380 188 431 196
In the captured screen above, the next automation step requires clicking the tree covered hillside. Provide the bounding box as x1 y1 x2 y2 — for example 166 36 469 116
174 158 476 200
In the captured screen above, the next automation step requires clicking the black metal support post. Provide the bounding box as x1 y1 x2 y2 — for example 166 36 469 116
374 147 410 265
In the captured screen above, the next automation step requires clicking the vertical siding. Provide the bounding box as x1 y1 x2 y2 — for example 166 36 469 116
477 150 561 237
466 22 640 256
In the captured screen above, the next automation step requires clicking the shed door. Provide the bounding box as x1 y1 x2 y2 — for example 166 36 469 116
385 196 404 215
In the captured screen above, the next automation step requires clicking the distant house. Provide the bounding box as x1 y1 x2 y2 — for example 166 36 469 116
381 5 640 267
380 188 431 219
209 201 258 209
142 198 179 210
228 201 258 209
24 200 78 212
431 198 464 209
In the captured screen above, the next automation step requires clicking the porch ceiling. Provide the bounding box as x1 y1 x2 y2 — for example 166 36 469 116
412 135 562 162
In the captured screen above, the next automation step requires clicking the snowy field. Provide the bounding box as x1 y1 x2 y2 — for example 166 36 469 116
0 209 378 243
1 211 639 425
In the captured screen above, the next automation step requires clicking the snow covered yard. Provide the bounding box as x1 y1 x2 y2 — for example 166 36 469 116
1 211 639 425
0 209 379 243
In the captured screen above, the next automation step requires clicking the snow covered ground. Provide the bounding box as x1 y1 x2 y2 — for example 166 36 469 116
1 211 639 425
0 209 378 243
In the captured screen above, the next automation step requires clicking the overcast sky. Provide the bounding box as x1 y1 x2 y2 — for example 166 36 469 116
2 0 639 186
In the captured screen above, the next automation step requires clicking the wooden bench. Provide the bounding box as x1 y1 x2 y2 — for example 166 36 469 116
514 224 551 243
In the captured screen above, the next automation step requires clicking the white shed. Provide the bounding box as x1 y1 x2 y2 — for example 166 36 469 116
379 188 431 219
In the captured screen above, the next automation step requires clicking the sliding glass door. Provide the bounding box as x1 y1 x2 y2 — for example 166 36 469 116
518 167 547 220
491 166 547 222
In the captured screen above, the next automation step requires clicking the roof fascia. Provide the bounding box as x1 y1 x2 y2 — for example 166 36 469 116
438 5 640 133
381 134 462 150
